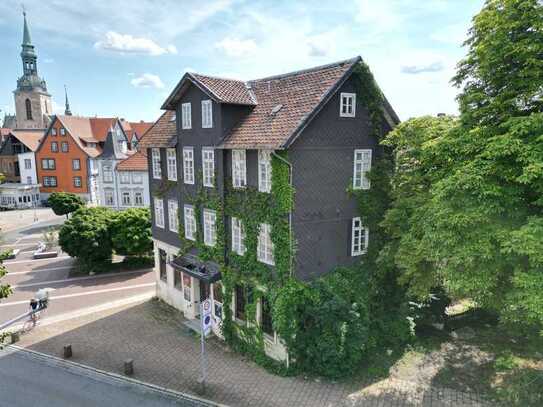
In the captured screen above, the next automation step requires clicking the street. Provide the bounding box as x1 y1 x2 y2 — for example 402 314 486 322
0 212 155 329
0 347 215 407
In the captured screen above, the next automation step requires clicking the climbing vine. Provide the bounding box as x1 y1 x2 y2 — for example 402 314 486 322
152 180 177 198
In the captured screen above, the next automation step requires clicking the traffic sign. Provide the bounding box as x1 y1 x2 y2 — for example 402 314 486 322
201 299 212 335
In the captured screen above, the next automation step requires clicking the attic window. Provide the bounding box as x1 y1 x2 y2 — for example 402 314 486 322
170 113 176 122
270 104 283 116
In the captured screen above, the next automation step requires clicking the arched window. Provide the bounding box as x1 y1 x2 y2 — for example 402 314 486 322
25 98 33 120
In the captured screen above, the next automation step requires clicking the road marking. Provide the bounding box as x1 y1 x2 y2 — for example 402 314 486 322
0 242 37 248
0 283 156 307
6 265 74 276
12 269 152 288
4 255 71 265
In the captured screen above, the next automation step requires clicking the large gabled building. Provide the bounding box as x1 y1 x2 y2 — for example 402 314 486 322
140 57 399 361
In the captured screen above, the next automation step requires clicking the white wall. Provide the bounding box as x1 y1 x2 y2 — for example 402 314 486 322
18 152 37 185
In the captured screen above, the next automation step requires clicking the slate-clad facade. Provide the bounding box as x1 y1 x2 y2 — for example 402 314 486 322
140 57 399 360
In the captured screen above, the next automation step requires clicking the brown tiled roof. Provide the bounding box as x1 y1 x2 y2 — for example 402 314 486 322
121 120 154 143
221 58 359 149
11 129 43 151
116 151 147 171
89 118 118 142
137 111 176 149
190 74 256 105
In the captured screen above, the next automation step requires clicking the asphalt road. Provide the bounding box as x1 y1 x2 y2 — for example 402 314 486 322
0 347 215 407
0 218 155 327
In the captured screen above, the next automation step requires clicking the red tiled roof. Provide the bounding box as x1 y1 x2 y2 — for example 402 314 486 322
190 73 256 105
137 111 176 149
11 129 43 151
89 118 118 142
116 151 148 171
121 120 153 143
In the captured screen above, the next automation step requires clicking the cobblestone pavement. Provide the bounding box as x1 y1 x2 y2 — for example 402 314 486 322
0 208 63 233
14 299 493 407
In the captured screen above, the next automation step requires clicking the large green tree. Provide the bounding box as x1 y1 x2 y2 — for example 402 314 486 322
48 192 85 219
110 208 152 257
383 0 543 329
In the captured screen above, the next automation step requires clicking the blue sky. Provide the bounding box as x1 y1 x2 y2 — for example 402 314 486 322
0 0 484 124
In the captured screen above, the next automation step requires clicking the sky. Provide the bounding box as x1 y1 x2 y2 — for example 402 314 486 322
0 0 485 124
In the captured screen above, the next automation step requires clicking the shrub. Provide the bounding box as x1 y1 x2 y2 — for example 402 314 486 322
59 207 114 272
110 208 152 257
48 192 85 218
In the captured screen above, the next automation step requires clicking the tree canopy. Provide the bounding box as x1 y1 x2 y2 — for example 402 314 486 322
48 192 85 218
110 208 152 257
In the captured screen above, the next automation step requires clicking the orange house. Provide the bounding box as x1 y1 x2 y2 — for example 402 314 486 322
36 115 124 202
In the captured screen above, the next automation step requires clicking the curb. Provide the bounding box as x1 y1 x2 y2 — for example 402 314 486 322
5 345 227 407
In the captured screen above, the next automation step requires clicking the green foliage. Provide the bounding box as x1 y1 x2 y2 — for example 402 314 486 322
0 249 11 301
111 208 153 257
59 207 114 272
48 192 85 218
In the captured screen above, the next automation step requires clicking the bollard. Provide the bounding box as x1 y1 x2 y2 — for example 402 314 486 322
124 359 134 376
10 332 20 344
63 344 72 359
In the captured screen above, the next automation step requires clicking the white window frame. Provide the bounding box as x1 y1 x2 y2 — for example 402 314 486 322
203 209 217 247
121 190 132 206
168 199 179 232
51 128 57 136
60 128 66 136
72 159 80 170
232 149 246 189
231 217 246 255
73 176 82 188
201 99 213 129
120 171 130 184
24 159 31 169
182 103 192 129
104 189 114 206
340 92 356 117
132 172 143 184
183 205 196 241
202 147 215 187
134 190 144 206
351 217 369 256
167 148 177 181
103 165 113 183
183 147 195 185
257 223 274 265
152 148 162 179
258 150 272 193
154 198 165 228
353 149 372 190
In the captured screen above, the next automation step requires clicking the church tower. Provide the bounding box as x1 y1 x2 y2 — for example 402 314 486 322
13 11 52 129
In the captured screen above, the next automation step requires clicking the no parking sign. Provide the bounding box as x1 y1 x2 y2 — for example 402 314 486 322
201 299 212 335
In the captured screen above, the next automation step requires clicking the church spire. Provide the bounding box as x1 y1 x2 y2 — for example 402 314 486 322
64 85 72 116
22 9 32 46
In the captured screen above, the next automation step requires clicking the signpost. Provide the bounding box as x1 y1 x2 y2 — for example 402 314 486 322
199 298 212 393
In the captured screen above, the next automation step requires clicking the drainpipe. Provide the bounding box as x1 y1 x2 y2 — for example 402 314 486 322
271 151 293 277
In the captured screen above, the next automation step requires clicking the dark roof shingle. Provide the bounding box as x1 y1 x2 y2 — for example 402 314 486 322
116 151 148 171
137 111 176 149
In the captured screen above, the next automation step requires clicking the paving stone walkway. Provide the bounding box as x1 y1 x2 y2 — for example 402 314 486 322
13 298 492 406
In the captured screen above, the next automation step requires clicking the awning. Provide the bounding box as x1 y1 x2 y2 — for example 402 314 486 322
170 255 221 283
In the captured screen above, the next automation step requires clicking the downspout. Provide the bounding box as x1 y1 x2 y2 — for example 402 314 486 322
271 151 293 277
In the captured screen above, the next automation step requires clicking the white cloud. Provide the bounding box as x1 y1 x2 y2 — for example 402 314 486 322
401 61 444 74
94 31 177 56
215 37 258 57
131 73 165 89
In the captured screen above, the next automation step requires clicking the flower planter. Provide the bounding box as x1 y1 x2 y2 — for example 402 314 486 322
33 250 59 259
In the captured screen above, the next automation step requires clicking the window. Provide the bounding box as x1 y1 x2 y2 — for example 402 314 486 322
159 249 167 282
184 205 196 241
231 217 246 255
118 140 127 154
213 282 223 319
121 191 131 206
154 198 165 228
183 147 194 184
182 103 192 129
202 148 214 187
201 100 212 128
25 98 32 120
203 209 217 247
26 176 32 184
61 142 69 152
51 128 57 136
60 128 66 136
41 158 55 170
43 176 57 187
235 285 253 321
51 142 58 152
73 176 82 188
166 148 177 181
258 150 272 193
170 112 176 122
353 149 372 190
24 159 31 169
174 269 182 289
104 189 114 206
132 172 143 184
120 172 130 184
183 273 191 301
72 159 81 170
232 150 246 188
257 223 274 265
134 191 144 206
261 297 274 336
103 165 113 183
168 200 179 232
340 92 356 117
351 217 369 256
152 148 162 179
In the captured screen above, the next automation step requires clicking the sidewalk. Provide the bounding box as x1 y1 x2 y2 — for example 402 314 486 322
0 208 63 233
13 298 490 407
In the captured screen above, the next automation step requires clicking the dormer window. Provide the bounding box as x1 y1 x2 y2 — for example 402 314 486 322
340 93 356 117
182 103 191 129
51 128 57 136
201 100 212 128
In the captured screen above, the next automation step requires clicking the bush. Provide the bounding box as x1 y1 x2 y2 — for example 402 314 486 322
59 207 114 272
48 192 85 218
110 208 152 257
